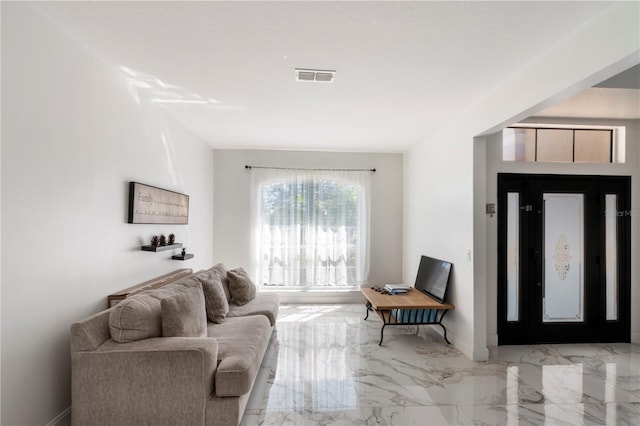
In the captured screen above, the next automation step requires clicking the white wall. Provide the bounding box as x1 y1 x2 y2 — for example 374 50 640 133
405 128 478 357
1 3 214 424
484 118 640 345
405 1 639 361
213 149 403 302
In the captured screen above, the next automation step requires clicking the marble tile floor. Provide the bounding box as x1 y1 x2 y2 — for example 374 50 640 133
241 304 640 425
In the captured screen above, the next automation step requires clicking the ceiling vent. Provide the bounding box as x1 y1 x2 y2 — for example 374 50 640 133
295 68 335 83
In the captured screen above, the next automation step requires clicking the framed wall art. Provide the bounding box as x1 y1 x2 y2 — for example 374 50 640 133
128 182 189 224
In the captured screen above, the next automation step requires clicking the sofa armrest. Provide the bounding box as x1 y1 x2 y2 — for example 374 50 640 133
71 337 217 426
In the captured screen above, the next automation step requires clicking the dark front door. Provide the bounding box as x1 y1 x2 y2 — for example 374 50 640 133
497 174 630 345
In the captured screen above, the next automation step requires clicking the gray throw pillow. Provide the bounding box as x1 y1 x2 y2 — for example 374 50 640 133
161 281 207 337
226 267 257 306
194 270 230 323
109 293 162 343
207 263 232 301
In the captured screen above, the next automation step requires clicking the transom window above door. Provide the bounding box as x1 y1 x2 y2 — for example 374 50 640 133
503 125 625 163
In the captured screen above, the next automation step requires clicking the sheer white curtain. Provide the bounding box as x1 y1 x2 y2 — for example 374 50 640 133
250 168 370 290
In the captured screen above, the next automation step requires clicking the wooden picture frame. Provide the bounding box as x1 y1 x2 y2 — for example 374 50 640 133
128 182 189 224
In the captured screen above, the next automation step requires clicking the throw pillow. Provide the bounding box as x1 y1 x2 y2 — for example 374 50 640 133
208 263 232 301
194 270 230 323
109 292 163 343
226 267 257 306
161 281 207 337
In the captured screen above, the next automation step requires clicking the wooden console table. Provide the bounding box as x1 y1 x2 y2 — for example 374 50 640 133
361 287 454 345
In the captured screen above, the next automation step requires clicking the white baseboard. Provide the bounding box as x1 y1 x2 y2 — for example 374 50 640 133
454 338 472 360
450 336 489 361
473 347 490 361
486 334 498 346
47 407 70 426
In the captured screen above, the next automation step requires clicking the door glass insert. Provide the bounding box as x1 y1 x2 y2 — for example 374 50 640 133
605 194 618 320
507 192 520 321
543 193 584 323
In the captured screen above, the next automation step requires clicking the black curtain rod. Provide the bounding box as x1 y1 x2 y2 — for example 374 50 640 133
245 165 376 172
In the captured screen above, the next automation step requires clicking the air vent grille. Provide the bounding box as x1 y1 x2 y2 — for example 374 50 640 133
295 68 335 83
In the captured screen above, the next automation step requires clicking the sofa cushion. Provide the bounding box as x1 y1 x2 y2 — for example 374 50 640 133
226 267 257 306
109 276 205 343
194 269 229 324
207 315 272 397
227 292 280 327
109 293 162 343
161 281 207 337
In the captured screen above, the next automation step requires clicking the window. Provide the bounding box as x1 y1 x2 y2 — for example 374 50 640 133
250 168 370 290
503 125 625 163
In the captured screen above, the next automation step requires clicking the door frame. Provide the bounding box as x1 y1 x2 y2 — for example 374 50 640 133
497 173 631 345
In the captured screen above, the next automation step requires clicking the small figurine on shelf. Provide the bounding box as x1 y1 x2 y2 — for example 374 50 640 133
181 247 186 257
168 233 176 245
159 234 167 246
151 235 160 247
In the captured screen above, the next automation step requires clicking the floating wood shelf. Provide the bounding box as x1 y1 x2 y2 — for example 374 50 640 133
172 254 194 261
141 243 183 252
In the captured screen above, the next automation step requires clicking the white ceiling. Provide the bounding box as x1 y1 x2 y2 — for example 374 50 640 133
33 1 637 152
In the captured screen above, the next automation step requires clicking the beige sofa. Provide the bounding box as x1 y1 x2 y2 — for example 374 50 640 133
71 264 279 426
